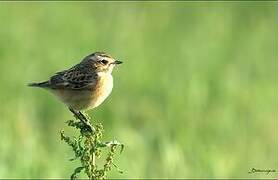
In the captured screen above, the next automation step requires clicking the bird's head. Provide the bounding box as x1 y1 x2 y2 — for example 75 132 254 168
82 52 122 75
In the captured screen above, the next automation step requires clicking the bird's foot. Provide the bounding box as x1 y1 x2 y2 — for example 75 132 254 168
69 108 95 133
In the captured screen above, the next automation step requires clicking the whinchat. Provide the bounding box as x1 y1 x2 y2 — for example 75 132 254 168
29 52 122 114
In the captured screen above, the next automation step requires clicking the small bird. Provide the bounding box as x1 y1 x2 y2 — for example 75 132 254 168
28 52 122 128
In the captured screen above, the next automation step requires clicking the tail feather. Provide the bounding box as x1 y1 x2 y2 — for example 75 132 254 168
28 81 50 88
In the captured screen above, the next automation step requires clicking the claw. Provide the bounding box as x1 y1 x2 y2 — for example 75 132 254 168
69 108 95 133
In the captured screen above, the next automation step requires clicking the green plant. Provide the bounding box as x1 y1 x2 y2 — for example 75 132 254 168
60 111 124 180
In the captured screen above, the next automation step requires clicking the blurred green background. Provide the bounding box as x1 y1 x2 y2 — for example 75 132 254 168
0 2 278 178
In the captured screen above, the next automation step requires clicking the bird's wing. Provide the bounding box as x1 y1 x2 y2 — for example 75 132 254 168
49 65 97 90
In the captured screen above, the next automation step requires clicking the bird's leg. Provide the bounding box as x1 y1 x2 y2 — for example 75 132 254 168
69 108 79 117
69 108 94 133
78 111 96 132
78 111 91 121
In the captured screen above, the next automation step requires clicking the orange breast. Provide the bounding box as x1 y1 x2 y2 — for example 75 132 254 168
49 74 113 110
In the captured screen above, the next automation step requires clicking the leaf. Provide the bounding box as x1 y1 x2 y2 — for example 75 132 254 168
70 166 84 180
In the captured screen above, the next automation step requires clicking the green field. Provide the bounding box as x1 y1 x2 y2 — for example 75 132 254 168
0 2 278 178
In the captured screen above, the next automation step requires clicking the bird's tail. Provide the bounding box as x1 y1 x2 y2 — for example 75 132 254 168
28 81 50 88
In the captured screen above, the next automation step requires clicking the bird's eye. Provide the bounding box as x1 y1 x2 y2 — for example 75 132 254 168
100 60 108 65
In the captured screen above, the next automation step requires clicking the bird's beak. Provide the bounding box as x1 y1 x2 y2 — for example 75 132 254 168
114 60 123 65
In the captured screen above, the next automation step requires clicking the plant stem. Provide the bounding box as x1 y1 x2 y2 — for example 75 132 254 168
92 152 96 167
62 109 124 179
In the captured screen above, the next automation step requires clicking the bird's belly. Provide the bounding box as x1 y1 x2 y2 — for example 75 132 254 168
88 76 113 109
52 75 113 110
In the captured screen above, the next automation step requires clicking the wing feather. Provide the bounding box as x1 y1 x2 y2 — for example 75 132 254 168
49 64 97 90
